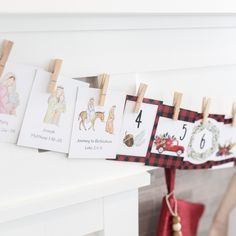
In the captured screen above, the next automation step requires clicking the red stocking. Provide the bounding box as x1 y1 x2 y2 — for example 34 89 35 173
156 169 205 236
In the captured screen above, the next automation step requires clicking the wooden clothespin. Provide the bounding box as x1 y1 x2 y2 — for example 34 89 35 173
134 83 148 113
98 74 110 106
202 97 211 125
47 59 63 93
0 40 14 77
232 102 236 127
172 92 183 120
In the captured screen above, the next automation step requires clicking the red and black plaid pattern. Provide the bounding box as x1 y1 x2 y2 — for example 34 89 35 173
225 118 233 125
157 105 197 122
145 108 236 170
195 113 225 122
115 95 163 163
112 95 236 169
224 118 236 166
146 155 236 169
146 104 197 169
146 109 235 169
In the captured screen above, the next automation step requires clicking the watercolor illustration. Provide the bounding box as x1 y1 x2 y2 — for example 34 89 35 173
187 120 219 161
44 86 66 126
123 130 146 147
0 73 20 115
105 105 116 134
79 98 105 131
154 133 185 156
216 142 236 157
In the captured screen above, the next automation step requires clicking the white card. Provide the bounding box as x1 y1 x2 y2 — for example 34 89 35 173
0 62 36 143
151 117 194 158
186 118 222 164
214 124 236 160
69 87 126 159
118 100 158 157
17 70 88 153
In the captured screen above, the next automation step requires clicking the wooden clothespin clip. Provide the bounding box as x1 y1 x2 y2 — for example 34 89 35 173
47 59 63 93
0 40 14 77
202 97 211 125
232 102 236 127
98 74 110 106
172 92 183 120
134 83 148 113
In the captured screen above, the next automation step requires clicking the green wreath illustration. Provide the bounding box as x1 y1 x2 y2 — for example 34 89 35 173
187 120 220 161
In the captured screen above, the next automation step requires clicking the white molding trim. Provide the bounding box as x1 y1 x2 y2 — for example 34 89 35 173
1 14 236 32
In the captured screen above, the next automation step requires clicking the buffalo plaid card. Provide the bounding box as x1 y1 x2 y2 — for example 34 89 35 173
215 117 236 167
115 95 162 163
145 104 198 169
146 108 236 169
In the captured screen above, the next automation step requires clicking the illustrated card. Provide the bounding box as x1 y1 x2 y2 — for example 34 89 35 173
116 96 162 162
69 87 126 159
150 111 196 159
146 105 198 168
185 117 224 164
0 62 36 143
17 70 88 153
214 124 236 161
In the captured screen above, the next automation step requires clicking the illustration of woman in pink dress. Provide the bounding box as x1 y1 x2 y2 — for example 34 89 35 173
0 73 20 115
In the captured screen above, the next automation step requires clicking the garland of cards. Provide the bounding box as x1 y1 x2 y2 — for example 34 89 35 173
0 60 235 169
117 101 236 169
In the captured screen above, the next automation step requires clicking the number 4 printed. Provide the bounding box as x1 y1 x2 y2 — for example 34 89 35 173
135 110 143 128
117 99 160 158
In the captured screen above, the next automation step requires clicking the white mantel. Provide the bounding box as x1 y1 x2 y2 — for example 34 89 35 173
0 143 153 236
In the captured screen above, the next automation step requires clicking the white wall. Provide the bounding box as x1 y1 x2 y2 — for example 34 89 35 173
1 14 236 115
1 0 236 13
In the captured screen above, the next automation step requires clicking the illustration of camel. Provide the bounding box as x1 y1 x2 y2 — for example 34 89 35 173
79 111 105 131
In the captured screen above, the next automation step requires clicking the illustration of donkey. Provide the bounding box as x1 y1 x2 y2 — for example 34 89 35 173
78 111 105 131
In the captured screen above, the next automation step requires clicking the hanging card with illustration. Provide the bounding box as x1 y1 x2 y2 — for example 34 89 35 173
17 70 88 153
186 116 223 164
146 105 198 169
69 86 126 159
214 122 236 161
150 106 197 159
116 95 162 163
0 62 36 143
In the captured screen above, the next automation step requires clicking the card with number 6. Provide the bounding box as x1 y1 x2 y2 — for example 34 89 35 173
186 115 224 164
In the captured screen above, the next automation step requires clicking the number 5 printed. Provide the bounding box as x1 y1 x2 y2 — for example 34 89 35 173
151 117 194 158
180 124 187 141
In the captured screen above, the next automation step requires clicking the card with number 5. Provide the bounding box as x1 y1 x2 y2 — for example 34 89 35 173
150 105 197 159
116 96 162 162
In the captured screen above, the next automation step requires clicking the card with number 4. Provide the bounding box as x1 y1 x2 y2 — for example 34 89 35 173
116 96 162 162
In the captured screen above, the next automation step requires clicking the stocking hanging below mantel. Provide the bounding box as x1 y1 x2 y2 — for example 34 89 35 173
156 168 205 236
